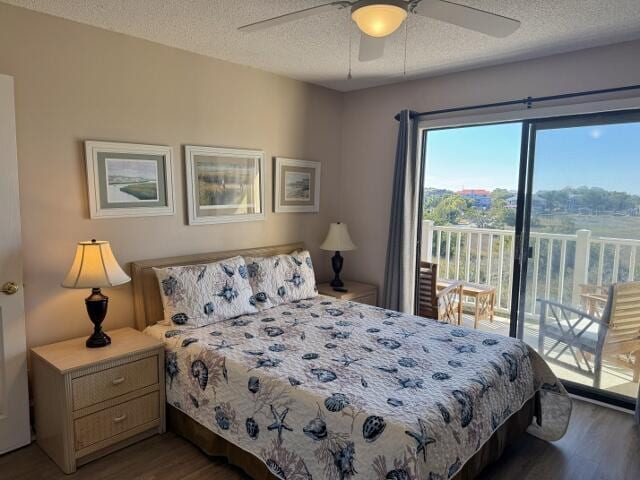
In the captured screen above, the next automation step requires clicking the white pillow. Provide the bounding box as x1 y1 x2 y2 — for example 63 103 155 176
154 256 258 328
244 249 317 310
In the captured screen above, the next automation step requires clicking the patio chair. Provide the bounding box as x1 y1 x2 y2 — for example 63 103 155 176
418 261 463 324
579 283 609 317
538 281 640 389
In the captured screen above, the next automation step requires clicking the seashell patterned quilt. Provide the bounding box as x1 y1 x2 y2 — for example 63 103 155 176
145 295 571 480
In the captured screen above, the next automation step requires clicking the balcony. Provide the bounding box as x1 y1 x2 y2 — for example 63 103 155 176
421 220 640 399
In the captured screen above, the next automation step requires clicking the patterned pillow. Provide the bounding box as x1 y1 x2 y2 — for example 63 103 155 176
244 250 317 310
153 256 258 328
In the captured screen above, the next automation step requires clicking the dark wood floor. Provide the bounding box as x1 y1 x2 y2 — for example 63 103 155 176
1 399 638 480
478 399 640 480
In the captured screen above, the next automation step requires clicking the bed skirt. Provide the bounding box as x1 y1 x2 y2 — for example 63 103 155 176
167 394 536 480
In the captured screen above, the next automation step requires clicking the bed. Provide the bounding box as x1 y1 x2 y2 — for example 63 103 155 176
131 243 571 480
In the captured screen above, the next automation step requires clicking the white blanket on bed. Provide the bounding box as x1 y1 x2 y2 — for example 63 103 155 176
145 295 571 480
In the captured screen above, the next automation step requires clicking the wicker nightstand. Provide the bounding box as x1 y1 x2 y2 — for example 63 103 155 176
31 327 165 474
317 280 378 306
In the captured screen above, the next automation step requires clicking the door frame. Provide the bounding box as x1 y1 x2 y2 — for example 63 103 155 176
416 95 640 409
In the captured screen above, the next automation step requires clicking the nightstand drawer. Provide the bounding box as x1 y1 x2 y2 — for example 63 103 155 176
74 392 159 451
72 356 158 410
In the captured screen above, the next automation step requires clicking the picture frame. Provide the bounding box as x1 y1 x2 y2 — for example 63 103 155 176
85 141 175 219
274 157 321 213
185 145 265 225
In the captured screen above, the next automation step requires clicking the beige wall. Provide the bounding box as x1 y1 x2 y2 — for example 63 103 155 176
340 39 640 296
0 4 344 348
3 2 640 349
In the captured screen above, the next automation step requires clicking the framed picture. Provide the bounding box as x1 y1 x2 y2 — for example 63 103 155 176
185 145 265 225
85 141 175 219
274 157 321 213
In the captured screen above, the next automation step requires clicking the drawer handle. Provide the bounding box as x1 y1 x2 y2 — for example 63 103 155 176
113 414 127 423
112 377 125 385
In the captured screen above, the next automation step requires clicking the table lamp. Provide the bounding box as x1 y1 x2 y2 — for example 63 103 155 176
62 239 130 348
320 222 357 289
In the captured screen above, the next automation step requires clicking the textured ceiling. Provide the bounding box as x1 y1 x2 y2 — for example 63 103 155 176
4 0 640 92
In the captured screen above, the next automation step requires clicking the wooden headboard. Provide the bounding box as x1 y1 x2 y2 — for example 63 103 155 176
130 242 305 331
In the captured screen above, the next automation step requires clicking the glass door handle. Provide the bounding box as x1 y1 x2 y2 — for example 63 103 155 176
528 246 534 259
1 282 19 295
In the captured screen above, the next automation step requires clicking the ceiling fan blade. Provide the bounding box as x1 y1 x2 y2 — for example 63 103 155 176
358 33 385 62
238 2 348 32
414 0 520 37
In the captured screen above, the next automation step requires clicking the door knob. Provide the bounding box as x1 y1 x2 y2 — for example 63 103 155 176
1 282 19 295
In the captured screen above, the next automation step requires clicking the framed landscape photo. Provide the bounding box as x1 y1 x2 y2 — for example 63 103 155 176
274 157 320 213
85 141 175 219
185 145 265 225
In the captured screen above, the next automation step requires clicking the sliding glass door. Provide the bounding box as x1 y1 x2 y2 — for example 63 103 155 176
517 110 640 407
419 108 640 408
420 122 522 336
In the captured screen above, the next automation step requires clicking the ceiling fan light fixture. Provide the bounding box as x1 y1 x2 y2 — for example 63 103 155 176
351 0 408 38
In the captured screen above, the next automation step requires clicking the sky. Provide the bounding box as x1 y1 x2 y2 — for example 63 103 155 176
424 120 640 195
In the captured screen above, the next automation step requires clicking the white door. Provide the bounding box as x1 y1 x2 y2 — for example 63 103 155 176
0 74 30 454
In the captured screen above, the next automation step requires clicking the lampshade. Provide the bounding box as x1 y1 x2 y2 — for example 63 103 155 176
62 240 130 289
351 1 408 38
320 223 357 252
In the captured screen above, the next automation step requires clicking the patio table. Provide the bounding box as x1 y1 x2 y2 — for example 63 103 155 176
437 280 495 329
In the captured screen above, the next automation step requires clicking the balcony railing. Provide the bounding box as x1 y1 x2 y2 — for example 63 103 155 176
421 220 640 317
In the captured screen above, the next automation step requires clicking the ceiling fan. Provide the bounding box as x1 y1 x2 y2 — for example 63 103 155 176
238 0 520 62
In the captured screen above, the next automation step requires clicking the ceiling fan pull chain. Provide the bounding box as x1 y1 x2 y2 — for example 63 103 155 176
347 12 353 80
403 14 409 76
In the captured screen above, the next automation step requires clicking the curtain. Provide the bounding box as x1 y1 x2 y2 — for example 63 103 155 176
382 110 420 313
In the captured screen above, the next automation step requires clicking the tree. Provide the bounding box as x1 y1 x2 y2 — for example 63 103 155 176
536 186 640 214
466 208 490 228
489 198 509 225
464 197 515 228
503 208 516 227
425 194 469 225
537 189 569 213
490 188 511 203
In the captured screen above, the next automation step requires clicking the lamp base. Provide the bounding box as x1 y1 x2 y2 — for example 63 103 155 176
85 288 110 349
329 251 344 288
86 330 111 348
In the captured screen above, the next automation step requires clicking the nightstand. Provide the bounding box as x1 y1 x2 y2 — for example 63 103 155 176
31 327 165 474
317 280 378 306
